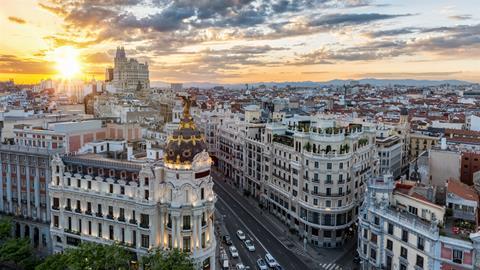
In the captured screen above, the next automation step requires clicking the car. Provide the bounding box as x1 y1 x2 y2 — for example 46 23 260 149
236 263 246 270
264 253 278 267
256 258 268 270
244 239 255 252
237 230 246 240
229 246 239 258
274 265 284 270
223 235 233 245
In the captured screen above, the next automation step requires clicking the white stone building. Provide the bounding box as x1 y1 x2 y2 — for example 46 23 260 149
112 47 150 92
48 99 216 269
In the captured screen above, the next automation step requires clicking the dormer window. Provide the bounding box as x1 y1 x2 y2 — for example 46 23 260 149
87 167 93 174
77 166 82 173
98 168 104 176
120 171 127 180
109 169 115 178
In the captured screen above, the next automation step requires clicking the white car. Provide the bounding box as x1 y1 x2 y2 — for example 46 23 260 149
265 253 278 267
256 258 268 270
237 230 246 240
236 263 246 270
229 246 239 258
244 239 255 252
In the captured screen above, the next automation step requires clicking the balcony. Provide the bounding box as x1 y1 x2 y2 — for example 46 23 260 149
96 212 103 218
85 210 92 216
140 223 149 229
64 228 81 236
75 208 82 214
65 206 72 212
52 205 59 211
129 219 137 225
118 216 126 222
106 214 114 220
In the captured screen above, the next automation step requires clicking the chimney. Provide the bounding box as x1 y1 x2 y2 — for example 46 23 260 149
441 137 447 150
127 144 133 161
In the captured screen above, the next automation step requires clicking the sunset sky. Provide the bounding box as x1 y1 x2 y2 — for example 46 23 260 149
1 0 479 84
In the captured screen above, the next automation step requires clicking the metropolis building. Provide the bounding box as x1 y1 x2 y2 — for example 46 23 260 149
111 47 150 91
48 98 216 269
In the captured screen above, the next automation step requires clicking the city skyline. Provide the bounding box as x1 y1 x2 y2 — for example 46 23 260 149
1 0 479 84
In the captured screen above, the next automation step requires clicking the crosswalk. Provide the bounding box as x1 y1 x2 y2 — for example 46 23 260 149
319 263 343 270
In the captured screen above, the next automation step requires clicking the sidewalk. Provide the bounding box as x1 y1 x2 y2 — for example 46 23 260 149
212 168 356 267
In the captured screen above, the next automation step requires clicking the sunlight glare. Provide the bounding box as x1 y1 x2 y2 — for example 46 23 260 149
54 46 81 79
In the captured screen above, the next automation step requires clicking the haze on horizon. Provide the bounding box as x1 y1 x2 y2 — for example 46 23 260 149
0 0 479 84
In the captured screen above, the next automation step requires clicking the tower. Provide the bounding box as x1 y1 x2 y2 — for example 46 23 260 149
399 107 409 125
162 96 217 269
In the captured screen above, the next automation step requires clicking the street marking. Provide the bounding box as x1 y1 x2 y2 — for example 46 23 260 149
217 195 268 253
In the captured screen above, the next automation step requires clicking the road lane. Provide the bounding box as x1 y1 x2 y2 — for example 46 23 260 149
213 176 310 270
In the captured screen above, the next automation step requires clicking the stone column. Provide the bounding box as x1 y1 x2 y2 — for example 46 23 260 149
159 208 165 248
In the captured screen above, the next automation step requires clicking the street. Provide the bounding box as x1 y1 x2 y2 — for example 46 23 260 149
212 170 358 270
213 173 312 270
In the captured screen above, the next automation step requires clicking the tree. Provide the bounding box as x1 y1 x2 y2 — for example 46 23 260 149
142 248 194 270
35 242 133 270
0 238 37 270
0 217 12 241
35 253 69 270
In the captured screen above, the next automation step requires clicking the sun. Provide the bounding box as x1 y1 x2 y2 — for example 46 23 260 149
54 46 81 79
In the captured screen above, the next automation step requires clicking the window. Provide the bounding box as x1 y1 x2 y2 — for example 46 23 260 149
109 184 113 193
78 219 82 233
408 205 418 215
132 230 136 246
53 215 59 227
144 177 149 186
416 255 424 268
109 225 114 240
140 214 149 228
144 190 149 200
77 179 81 188
53 197 59 209
402 230 409 242
363 229 368 239
386 239 393 251
183 215 191 230
87 202 92 213
141 234 149 248
370 233 377 244
98 223 102 237
327 163 332 170
76 200 81 211
120 186 125 195
386 255 392 270
88 181 91 189
400 264 407 270
453 249 463 264
97 204 102 215
388 223 394 235
183 236 191 252
417 237 424 251
88 221 92 235
370 248 376 261
201 188 204 200
400 246 408 259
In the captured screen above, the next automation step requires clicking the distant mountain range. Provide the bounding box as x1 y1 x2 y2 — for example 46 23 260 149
151 78 474 89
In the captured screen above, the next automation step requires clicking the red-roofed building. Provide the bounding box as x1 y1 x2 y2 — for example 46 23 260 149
446 179 479 223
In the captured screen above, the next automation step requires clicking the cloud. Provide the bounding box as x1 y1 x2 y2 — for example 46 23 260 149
357 72 463 78
0 55 55 74
83 52 112 64
308 13 410 28
448 14 472 20
8 16 26 24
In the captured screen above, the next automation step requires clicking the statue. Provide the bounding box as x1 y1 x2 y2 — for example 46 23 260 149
181 95 192 118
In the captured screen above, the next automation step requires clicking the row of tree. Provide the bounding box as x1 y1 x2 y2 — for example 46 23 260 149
0 217 195 270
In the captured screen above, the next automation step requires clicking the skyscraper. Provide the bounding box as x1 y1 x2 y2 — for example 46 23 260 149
112 47 149 91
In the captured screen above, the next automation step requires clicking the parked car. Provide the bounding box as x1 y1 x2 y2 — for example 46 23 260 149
237 230 246 240
274 265 284 270
244 239 255 252
236 263 246 270
265 253 278 267
223 235 233 245
229 246 239 258
256 258 268 270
